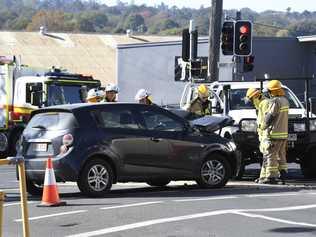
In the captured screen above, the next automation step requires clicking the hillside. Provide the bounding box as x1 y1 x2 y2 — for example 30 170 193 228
0 0 315 37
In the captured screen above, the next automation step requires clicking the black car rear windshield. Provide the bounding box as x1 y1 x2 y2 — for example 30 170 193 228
26 112 77 131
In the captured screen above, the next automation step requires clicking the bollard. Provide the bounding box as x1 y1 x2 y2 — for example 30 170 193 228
0 191 5 237
17 162 30 237
5 157 30 237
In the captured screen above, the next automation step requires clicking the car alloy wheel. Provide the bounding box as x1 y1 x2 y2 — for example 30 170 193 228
87 164 109 192
196 154 231 188
201 160 225 185
78 159 113 197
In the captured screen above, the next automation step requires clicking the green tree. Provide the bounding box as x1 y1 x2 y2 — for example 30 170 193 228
123 14 145 31
26 10 74 32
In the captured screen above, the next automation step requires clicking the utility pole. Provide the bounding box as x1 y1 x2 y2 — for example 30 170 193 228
208 0 223 82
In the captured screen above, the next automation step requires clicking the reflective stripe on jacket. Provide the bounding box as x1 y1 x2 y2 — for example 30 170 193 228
187 98 212 116
266 96 289 140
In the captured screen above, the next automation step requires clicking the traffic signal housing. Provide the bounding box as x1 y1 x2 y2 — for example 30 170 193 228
221 21 234 55
243 55 254 72
182 28 190 61
234 20 252 56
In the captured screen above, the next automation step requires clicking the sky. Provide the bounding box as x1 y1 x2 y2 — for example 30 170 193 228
100 0 316 12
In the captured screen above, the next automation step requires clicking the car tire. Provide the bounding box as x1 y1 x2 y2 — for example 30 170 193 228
77 159 113 197
146 179 170 187
300 156 316 179
26 179 43 196
10 130 23 156
196 153 231 188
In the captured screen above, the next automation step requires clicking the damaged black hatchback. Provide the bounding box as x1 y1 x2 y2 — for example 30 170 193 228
21 103 240 197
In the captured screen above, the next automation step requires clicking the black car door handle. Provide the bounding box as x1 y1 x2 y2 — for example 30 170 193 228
150 137 161 142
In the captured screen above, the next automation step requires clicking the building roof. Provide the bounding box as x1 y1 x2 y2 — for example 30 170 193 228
0 31 180 85
297 35 316 43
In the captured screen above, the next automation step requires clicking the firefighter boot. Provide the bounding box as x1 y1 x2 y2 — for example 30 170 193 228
258 177 278 185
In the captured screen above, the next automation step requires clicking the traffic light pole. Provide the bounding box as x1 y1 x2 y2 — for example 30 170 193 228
208 0 223 82
233 11 243 81
189 20 197 81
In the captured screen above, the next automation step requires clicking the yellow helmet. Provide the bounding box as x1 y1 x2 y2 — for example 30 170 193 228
267 80 282 91
197 84 209 97
246 88 260 100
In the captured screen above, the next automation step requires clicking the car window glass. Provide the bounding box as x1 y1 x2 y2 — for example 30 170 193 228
26 112 77 131
97 109 139 129
229 88 301 110
140 110 183 132
284 88 301 109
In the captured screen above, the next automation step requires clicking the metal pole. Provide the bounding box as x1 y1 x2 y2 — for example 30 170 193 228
208 0 223 82
189 20 196 81
18 162 30 237
0 191 4 237
233 11 242 81
189 20 196 62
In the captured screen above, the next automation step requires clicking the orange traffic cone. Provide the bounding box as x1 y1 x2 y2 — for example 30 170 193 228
37 157 66 207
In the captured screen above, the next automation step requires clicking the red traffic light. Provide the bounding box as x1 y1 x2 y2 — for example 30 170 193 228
239 25 249 34
234 20 252 56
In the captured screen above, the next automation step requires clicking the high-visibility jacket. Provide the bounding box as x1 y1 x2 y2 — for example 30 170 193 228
265 96 289 140
256 98 270 141
187 97 212 116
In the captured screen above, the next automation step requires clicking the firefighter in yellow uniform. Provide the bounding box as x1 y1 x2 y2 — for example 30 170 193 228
245 88 270 183
187 84 212 116
261 80 289 184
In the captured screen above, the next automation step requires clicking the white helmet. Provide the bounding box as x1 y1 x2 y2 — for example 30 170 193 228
87 88 104 102
135 88 150 101
105 83 119 93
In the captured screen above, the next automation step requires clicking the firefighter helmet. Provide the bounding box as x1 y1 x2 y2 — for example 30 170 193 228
87 88 104 103
246 88 260 100
267 80 282 91
105 83 119 93
197 84 209 97
135 88 150 101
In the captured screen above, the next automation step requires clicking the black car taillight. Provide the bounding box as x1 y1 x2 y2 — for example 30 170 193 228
62 134 74 146
60 134 74 155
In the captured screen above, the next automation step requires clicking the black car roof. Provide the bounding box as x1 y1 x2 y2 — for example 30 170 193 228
32 102 158 115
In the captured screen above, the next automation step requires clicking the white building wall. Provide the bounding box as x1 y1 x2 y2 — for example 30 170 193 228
117 41 209 105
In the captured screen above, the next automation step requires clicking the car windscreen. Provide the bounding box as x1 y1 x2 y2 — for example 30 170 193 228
47 84 95 106
26 112 77 131
229 88 302 110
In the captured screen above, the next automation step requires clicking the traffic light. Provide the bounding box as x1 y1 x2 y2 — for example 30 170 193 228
191 60 202 78
221 21 234 55
234 20 252 56
243 55 254 72
190 57 208 79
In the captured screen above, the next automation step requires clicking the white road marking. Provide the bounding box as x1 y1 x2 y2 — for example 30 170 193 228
0 172 16 175
14 210 87 222
4 201 36 207
246 204 316 212
245 193 300 198
235 211 316 227
67 204 316 237
1 188 20 192
66 210 231 237
173 196 238 202
172 191 316 203
100 201 163 210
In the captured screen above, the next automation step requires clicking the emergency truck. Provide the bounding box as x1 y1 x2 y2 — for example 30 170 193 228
0 56 101 157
